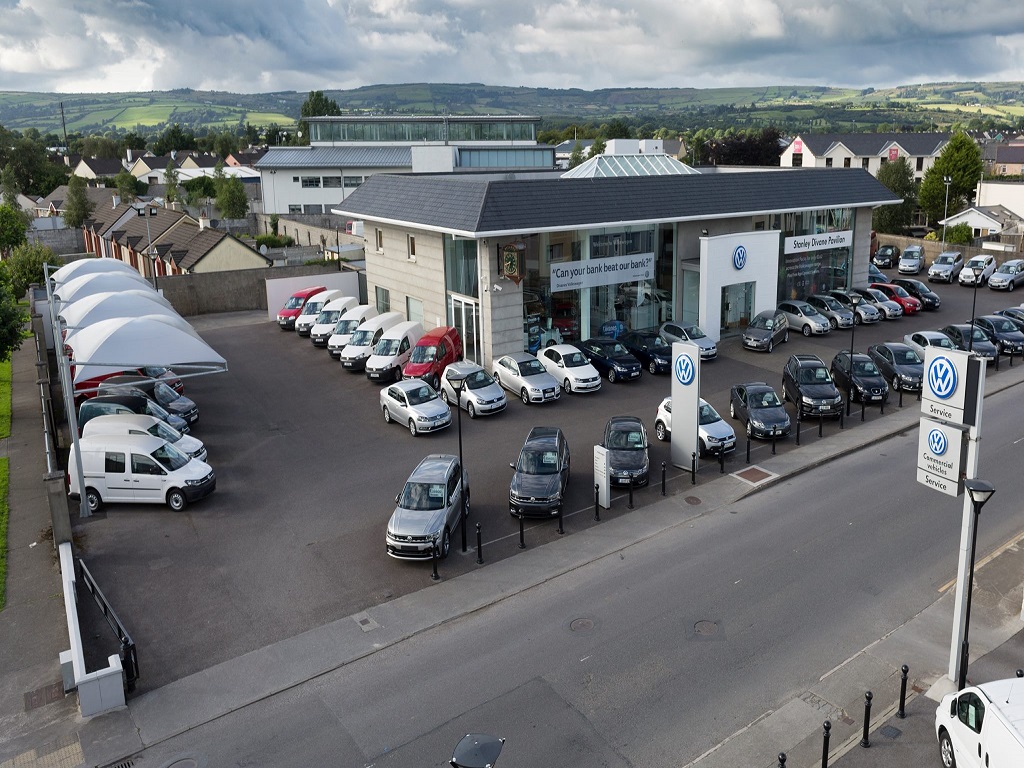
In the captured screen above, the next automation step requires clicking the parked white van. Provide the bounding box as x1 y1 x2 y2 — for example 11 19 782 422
327 305 378 358
309 296 359 347
82 414 208 463
936 677 1024 767
294 289 346 336
365 321 424 382
339 311 403 371
68 434 216 513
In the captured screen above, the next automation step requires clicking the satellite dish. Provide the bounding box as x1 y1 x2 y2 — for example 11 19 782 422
259 244 268 255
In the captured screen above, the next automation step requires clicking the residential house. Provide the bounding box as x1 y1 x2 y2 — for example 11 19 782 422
70 157 127 180
780 133 950 181
991 144 1024 177
37 184 120 218
938 204 1022 238
225 148 268 168
128 154 177 185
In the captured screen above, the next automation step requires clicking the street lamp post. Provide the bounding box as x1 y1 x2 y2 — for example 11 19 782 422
941 175 953 250
449 372 468 553
968 266 984 353
958 479 996 690
847 294 862 416
134 203 158 290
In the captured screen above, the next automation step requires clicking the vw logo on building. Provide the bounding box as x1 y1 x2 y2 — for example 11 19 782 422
927 356 958 400
733 245 747 271
927 428 948 456
674 353 695 386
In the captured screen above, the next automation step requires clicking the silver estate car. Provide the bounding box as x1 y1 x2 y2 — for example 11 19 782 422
386 454 468 560
493 352 561 404
438 362 507 418
380 379 452 436
806 294 855 329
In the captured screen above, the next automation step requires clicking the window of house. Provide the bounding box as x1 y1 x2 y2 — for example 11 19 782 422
844 158 851 168
408 235 417 260
407 296 424 325
825 158 833 168
288 205 302 214
301 176 321 188
375 228 384 251
880 157 887 165
292 176 299 183
375 286 391 313
862 158 870 169
792 153 803 167
343 176 364 188
322 176 343 188
303 204 323 214
917 158 924 172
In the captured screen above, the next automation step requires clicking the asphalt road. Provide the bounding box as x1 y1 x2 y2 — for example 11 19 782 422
73 273 1024 692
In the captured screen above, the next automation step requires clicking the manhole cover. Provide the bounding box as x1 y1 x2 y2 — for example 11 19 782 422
570 618 594 632
694 620 718 636
684 496 702 505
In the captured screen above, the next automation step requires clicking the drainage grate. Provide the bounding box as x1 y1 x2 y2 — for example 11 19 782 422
107 760 135 768
879 725 903 740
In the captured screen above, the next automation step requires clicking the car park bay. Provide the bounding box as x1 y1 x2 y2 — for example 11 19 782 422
72 274 1024 693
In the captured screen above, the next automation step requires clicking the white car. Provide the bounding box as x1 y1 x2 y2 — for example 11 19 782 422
538 344 602 394
903 330 956 359
958 254 997 286
654 397 737 457
492 352 560 405
438 362 507 418
380 379 452 436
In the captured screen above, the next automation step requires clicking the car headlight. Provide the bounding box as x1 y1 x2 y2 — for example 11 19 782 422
417 415 431 423
705 435 720 444
184 477 205 486
801 396 814 405
751 420 766 429
613 364 626 372
529 386 541 393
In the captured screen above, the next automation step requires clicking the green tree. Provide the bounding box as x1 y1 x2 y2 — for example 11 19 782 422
0 281 27 361
164 162 181 205
183 175 217 206
567 141 585 169
590 136 607 156
0 242 55 297
604 118 633 140
152 123 197 156
944 222 974 245
872 157 917 234
0 164 19 207
115 170 139 203
63 175 95 228
918 132 983 224
80 135 120 159
121 132 148 152
216 176 248 218
213 130 239 159
0 204 28 257
298 90 341 145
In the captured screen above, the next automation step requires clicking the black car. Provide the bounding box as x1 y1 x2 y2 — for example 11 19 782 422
728 382 791 439
872 244 900 268
996 306 1024 332
77 394 191 435
971 315 1024 355
782 354 844 417
574 337 642 383
867 342 924 392
601 416 650 487
98 375 200 425
939 324 999 362
620 330 671 374
892 278 941 310
829 351 889 404
508 426 570 518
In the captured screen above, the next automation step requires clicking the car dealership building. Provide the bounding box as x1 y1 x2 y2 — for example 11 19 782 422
334 160 900 368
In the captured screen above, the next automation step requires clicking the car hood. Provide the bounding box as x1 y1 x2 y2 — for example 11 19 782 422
403 361 436 377
744 327 770 339
700 419 735 442
166 396 197 415
176 434 205 455
510 471 562 499
389 507 443 538
466 382 505 402
607 449 648 471
523 372 559 388
749 405 790 425
891 362 924 378
689 337 716 351
410 399 450 419
930 264 954 272
798 383 839 399
608 353 641 367
854 373 888 390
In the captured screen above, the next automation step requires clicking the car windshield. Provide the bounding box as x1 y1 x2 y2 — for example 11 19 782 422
902 251 921 259
349 329 374 346
563 351 589 367
752 390 781 408
996 264 1014 274
464 370 493 390
375 339 402 356
930 336 955 349
893 286 911 298
966 259 986 269
300 302 323 316
853 360 879 376
284 296 305 309
936 255 956 265
682 325 706 339
142 366 170 378
607 427 646 450
601 342 628 355
317 310 341 325
802 305 824 318
406 385 438 406
410 345 437 363
147 421 182 442
334 318 362 335
698 403 722 425
970 327 988 341
867 289 888 302
798 367 831 384
749 314 772 329
990 318 1017 332
145 399 172 420
649 335 670 348
518 359 545 376
153 382 179 406
817 296 843 311
399 481 446 511
518 449 560 475
151 442 190 472
895 348 922 364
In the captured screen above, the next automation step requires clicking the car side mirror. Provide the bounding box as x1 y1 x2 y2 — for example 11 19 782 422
509 463 516 470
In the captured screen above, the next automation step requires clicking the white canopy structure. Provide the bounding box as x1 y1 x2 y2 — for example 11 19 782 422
54 272 157 305
57 291 179 330
65 312 203 357
69 316 227 385
50 259 150 288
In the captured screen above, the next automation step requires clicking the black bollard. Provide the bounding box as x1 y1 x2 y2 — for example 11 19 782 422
627 479 634 510
431 539 440 581
475 522 483 565
461 500 467 554
557 504 564 535
880 396 885 415
691 451 696 485
746 435 751 463
1010 349 1015 368
916 386 921 402
861 399 866 422
517 512 526 549
771 429 777 455
995 351 1000 371
778 753 787 768
860 691 873 747
1017 669 1023 678
594 483 601 521
661 461 666 496
839 405 844 429
821 720 831 768
898 664 909 719
818 411 823 438
796 411 801 445
719 448 725 474
899 388 903 408
846 389 852 416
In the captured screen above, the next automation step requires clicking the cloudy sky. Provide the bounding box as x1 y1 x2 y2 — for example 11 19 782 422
2 0 1024 93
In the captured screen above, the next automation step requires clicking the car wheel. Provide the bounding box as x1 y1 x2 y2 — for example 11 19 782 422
802 324 812 337
167 489 187 512
1009 281 1016 292
829 317 837 329
938 731 956 768
383 406 392 423
767 339 774 353
85 487 103 513
892 376 901 392
729 401 736 419
409 419 418 436
439 527 451 559
745 420 753 438
563 378 573 394
440 389 450 404
783 330 789 343
698 438 707 458
521 388 530 405
607 369 617 383
467 402 476 419
648 360 658 374
782 385 789 402
655 421 667 441
394 368 402 382
430 375 439 390
546 339 556 347
854 314 862 325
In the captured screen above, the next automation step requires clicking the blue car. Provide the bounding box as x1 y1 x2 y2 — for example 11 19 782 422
620 330 672 374
574 337 643 383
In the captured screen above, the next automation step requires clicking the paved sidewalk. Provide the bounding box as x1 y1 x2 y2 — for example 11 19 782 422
1 330 1023 768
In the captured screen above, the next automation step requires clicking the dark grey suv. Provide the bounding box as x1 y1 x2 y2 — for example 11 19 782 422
782 354 844 417
509 427 570 517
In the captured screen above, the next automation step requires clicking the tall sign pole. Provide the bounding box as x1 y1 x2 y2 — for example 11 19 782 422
670 342 700 469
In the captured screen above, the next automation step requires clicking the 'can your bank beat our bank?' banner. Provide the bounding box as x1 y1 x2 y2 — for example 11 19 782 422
550 252 656 293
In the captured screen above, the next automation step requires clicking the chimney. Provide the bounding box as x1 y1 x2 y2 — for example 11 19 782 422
112 194 120 208
199 213 209 230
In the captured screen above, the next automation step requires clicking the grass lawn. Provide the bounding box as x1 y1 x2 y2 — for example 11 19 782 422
0 359 10 438
0 355 9 609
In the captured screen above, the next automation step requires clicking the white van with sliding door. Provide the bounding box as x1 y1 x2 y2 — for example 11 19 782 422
309 296 359 347
327 305 378 358
339 311 403 371
82 413 208 463
294 289 346 336
365 321 424 382
68 434 216 513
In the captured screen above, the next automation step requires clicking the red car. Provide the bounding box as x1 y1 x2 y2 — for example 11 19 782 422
401 326 463 390
870 282 922 315
276 285 327 330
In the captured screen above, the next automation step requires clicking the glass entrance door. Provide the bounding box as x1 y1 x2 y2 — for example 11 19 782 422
721 282 754 337
449 295 480 364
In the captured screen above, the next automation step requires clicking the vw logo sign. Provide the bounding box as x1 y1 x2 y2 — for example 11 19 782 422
927 356 958 400
674 354 695 386
927 428 948 456
733 245 747 271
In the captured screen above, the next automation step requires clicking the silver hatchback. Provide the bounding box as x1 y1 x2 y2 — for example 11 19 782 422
386 454 468 560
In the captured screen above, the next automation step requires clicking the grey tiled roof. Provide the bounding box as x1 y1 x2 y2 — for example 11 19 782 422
335 168 901 236
795 133 950 157
995 145 1024 164
256 146 413 169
